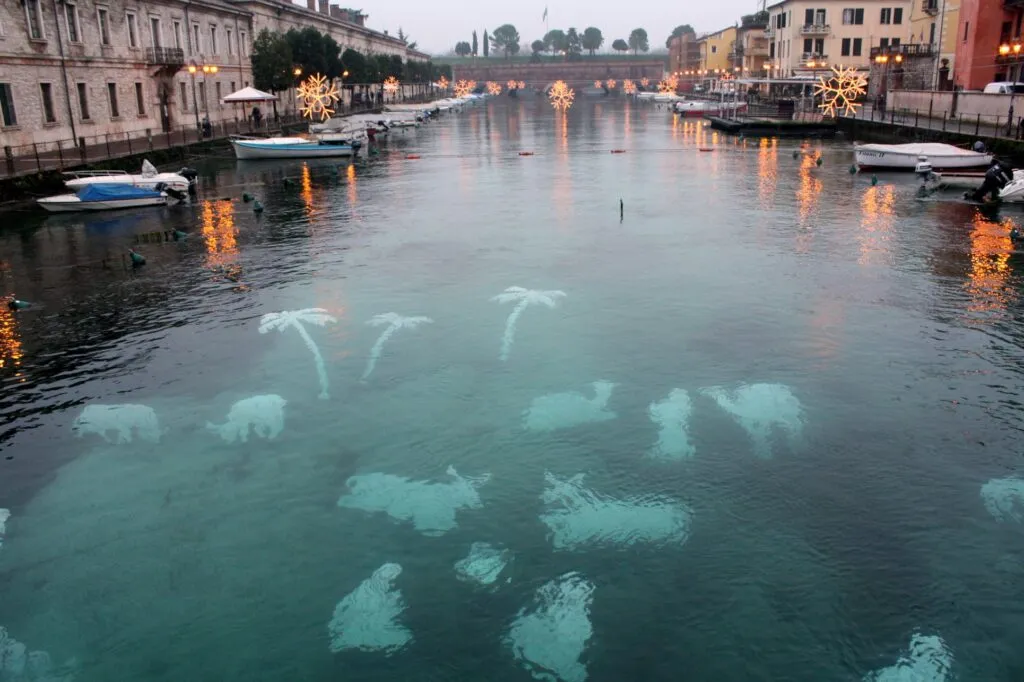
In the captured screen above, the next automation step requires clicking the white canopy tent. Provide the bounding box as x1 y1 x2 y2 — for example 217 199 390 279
221 86 278 104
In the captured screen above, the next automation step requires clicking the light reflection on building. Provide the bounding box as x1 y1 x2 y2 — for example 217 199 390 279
858 185 895 266
0 304 24 378
795 152 823 253
757 138 778 209
965 212 1017 314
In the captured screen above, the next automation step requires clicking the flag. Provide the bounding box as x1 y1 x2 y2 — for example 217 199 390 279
542 6 548 21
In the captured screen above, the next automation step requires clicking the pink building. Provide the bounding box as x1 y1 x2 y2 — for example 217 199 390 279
954 0 1024 89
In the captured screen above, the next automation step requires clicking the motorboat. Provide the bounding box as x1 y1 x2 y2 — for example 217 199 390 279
230 135 361 160
38 183 169 212
999 173 1024 202
854 142 993 171
62 160 197 193
673 100 749 117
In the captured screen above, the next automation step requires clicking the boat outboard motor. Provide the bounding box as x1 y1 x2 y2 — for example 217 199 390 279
178 168 200 194
914 155 933 177
154 181 187 202
968 160 1013 202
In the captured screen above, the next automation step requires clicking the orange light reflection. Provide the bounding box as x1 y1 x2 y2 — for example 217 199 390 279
347 164 357 205
965 212 1017 314
0 304 24 376
795 152 823 253
758 138 778 209
859 185 895 266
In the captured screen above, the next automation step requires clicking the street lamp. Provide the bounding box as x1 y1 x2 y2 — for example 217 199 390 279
187 61 218 131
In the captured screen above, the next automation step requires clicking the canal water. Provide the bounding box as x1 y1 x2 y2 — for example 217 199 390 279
1 98 1023 682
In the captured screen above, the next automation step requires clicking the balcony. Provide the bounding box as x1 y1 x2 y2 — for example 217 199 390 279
747 42 770 57
869 43 934 59
763 26 775 38
921 0 940 14
800 24 830 35
801 52 828 62
146 47 185 66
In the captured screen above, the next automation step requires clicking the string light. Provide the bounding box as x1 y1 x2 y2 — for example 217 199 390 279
814 65 867 117
549 80 575 111
623 79 636 94
487 81 502 95
297 73 339 121
383 76 400 94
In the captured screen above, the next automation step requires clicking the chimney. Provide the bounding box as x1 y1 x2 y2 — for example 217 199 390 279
306 0 315 9
330 5 343 19
318 0 329 13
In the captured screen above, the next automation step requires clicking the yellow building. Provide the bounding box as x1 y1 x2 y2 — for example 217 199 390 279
908 0 959 86
699 26 739 75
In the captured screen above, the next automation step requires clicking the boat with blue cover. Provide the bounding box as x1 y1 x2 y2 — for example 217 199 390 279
37 183 169 212
230 135 361 160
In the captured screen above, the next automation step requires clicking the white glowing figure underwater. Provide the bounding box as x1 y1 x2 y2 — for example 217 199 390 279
980 477 1024 523
524 381 617 432
206 394 286 444
648 388 696 460
863 633 953 682
0 509 8 552
327 563 411 654
362 313 433 381
71 404 161 444
337 466 491 536
540 472 692 550
701 383 803 457
505 572 595 682
454 542 512 587
492 287 566 361
0 627 77 682
259 308 338 400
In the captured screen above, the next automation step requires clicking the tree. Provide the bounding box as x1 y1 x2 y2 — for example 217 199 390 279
531 39 546 54
483 29 489 57
492 24 521 58
472 30 478 56
566 28 582 59
251 29 293 95
285 27 342 79
543 29 568 54
582 27 604 55
611 38 629 53
628 28 649 54
665 24 695 48
455 41 472 56
341 47 368 84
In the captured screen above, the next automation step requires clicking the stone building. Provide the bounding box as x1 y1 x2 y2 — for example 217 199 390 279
0 0 426 151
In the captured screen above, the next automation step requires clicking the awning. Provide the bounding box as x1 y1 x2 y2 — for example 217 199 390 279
221 87 279 104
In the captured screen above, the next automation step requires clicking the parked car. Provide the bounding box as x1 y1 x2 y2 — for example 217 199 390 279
983 82 1024 94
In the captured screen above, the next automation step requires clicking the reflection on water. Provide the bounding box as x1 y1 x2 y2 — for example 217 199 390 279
0 304 23 376
859 185 896 266
758 138 778 209
795 152 823 252
301 163 316 221
965 211 1018 315
346 163 357 206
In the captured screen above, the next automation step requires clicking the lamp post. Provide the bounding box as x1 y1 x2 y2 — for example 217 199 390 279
873 53 899 113
998 41 1022 135
187 61 218 131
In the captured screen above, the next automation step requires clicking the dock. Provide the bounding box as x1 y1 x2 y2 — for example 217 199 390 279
705 115 838 138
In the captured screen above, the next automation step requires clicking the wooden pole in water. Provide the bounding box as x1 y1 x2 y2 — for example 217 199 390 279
620 198 624 221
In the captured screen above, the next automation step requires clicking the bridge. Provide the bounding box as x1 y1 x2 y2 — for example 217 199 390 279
448 59 668 88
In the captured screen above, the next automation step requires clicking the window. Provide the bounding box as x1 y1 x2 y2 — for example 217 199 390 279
769 41 776 58
842 8 864 24
25 0 43 40
126 13 138 48
893 8 903 24
815 9 826 23
179 82 188 111
841 37 851 56
880 8 891 24
173 21 182 50
879 37 889 48
97 8 111 45
853 38 862 55
892 37 900 46
805 8 814 24
135 83 145 115
929 22 936 45
209 25 217 54
150 17 161 48
711 45 717 53
199 82 207 111
40 83 56 123
963 21 969 42
803 38 813 53
0 84 17 127
226 28 233 55
1001 21 1013 43
107 83 119 118
215 81 221 105
240 30 248 56
64 3 80 43
192 23 201 53
230 80 236 93
77 82 89 120
814 38 824 53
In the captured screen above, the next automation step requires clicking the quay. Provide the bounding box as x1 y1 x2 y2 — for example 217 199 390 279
705 115 838 138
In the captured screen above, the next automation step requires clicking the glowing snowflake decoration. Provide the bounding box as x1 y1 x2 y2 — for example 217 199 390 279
436 76 449 90
383 76 400 94
658 75 679 94
606 79 617 89
454 79 475 97
297 73 340 122
507 79 519 90
623 79 636 94
487 81 502 95
549 80 574 111
517 80 526 90
641 77 650 87
594 80 603 89
813 65 867 117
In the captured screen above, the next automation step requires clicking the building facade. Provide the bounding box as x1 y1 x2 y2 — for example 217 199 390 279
698 26 738 74
0 0 426 151
764 0 915 77
953 0 1023 89
908 0 959 87
732 14 771 76
668 32 701 75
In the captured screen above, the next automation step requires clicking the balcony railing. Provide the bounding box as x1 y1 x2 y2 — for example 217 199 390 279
763 26 775 37
747 44 770 56
922 0 940 14
146 47 185 66
869 43 934 59
800 52 828 62
800 24 830 35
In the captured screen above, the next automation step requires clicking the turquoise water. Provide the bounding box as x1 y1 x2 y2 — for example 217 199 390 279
1 97 1024 681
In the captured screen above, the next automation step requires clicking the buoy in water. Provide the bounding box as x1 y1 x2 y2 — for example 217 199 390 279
815 156 823 167
871 175 878 186
242 192 254 203
6 298 30 311
518 151 534 156
698 147 713 152
406 154 421 160
253 199 264 214
792 150 800 158
611 149 626 154
128 249 146 266
173 230 188 241
849 164 858 174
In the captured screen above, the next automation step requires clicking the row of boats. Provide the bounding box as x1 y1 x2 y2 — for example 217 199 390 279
36 94 488 211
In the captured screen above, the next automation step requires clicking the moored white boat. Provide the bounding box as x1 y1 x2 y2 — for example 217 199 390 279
38 183 168 212
230 136 360 160
999 172 1024 201
63 160 196 193
855 142 992 171
673 100 748 117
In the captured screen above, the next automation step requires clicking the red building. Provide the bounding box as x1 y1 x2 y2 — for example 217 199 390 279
954 0 1024 89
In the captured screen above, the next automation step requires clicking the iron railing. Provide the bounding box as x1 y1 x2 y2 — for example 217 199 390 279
145 47 185 66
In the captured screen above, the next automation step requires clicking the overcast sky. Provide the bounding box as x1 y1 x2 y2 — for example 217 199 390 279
297 1 763 55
